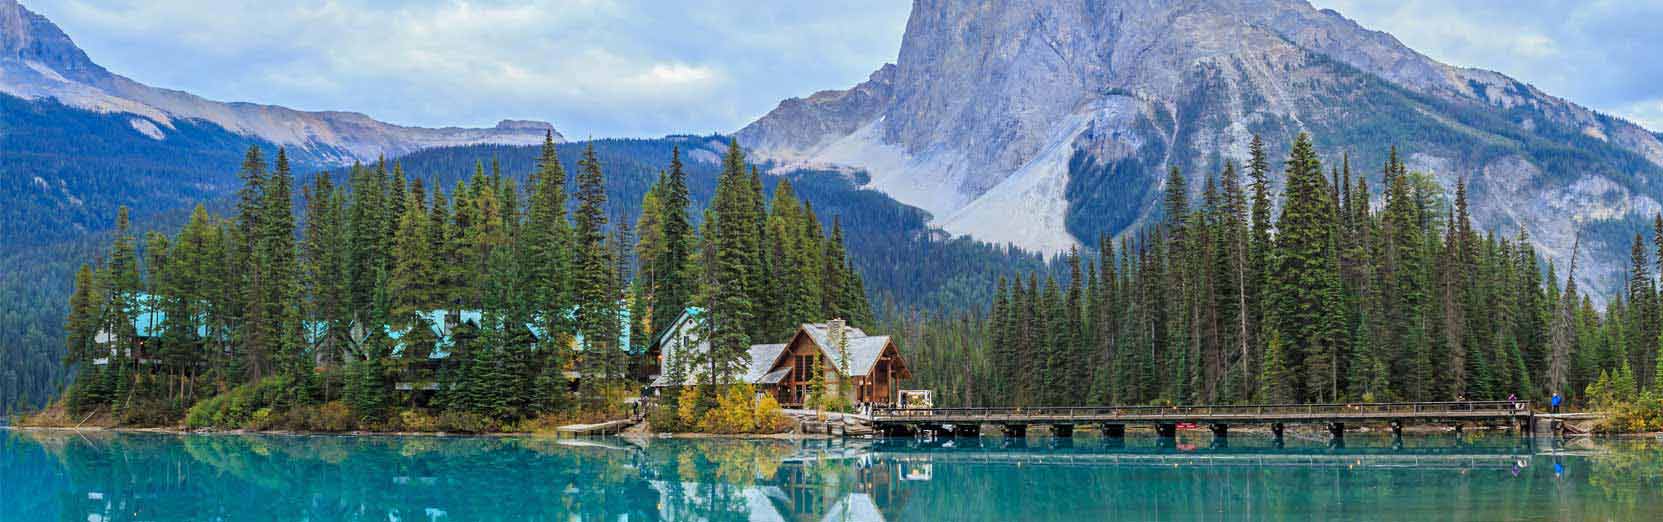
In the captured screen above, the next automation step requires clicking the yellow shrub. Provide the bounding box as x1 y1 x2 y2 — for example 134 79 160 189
249 407 274 430
676 387 703 428
698 385 759 434
398 409 439 432
753 394 795 433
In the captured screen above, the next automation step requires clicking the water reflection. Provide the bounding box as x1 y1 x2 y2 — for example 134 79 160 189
4 430 1662 521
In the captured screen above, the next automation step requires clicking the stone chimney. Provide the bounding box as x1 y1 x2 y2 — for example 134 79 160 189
828 318 846 351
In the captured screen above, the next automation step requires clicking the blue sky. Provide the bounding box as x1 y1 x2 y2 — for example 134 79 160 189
25 0 1663 137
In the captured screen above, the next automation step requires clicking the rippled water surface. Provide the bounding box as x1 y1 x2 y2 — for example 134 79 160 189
3 429 1661 521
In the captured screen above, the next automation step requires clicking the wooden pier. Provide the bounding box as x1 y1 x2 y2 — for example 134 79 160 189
870 401 1534 439
555 419 635 437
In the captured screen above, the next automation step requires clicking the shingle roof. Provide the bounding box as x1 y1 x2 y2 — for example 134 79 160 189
744 344 788 383
799 323 892 377
648 309 905 385
651 342 787 387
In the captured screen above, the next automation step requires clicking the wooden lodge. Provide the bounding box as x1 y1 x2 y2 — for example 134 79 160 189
648 308 912 407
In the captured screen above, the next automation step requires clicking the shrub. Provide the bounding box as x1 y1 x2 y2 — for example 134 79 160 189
753 394 795 433
694 385 795 435
313 401 355 432
184 375 307 429
1593 392 1663 433
116 398 185 427
186 393 229 429
398 409 440 432
647 400 683 432
698 385 759 434
436 411 498 433
676 387 705 428
249 407 275 430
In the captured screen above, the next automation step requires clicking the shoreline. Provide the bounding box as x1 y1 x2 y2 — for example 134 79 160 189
10 423 1658 440
2 423 830 440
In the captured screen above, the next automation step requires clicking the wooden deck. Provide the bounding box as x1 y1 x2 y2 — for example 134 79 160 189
555 419 635 437
871 401 1534 433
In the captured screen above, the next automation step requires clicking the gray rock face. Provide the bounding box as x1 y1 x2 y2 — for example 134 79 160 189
0 0 561 165
739 0 1663 297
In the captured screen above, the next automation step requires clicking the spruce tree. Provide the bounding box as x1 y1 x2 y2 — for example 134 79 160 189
703 139 757 384
1269 134 1345 401
572 144 617 395
650 147 697 337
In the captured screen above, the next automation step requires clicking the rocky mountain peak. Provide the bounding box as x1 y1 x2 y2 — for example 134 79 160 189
1 0 104 80
739 0 1663 296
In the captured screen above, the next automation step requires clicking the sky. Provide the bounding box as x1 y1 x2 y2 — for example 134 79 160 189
24 0 1663 137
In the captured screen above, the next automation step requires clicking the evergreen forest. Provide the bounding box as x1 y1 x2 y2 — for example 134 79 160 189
53 135 872 429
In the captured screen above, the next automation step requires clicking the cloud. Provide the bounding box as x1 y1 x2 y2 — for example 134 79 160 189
28 1 1663 137
1313 0 1663 131
27 0 910 137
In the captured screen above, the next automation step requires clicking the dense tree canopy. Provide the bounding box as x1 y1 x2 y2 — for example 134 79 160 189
54 136 873 426
892 134 1659 408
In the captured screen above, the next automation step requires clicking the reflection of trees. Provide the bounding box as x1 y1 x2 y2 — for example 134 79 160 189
11 431 656 521
23 432 1663 521
1586 440 1663 514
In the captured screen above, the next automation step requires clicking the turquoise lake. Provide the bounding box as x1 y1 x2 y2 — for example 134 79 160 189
3 429 1661 521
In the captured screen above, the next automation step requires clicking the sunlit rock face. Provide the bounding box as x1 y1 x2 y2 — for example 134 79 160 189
739 0 1663 297
0 0 561 165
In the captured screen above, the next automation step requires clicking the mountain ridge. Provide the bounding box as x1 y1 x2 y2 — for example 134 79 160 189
737 0 1663 294
0 0 561 165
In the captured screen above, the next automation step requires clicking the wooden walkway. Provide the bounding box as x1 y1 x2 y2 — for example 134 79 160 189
555 419 635 437
871 401 1535 437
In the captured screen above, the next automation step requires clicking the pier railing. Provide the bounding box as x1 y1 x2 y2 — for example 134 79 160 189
870 401 1532 422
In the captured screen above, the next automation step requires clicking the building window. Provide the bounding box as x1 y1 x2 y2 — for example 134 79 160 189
793 354 816 382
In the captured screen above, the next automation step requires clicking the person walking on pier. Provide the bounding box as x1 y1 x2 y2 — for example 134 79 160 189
1550 392 1562 413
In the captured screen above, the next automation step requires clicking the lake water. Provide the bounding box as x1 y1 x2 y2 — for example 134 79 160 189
4 429 1661 521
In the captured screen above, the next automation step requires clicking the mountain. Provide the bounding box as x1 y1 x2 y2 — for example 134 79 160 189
0 0 561 412
1 0 565 248
738 0 1663 294
1 0 560 164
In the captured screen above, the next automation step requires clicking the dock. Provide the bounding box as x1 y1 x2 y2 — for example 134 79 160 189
870 401 1535 440
555 419 635 437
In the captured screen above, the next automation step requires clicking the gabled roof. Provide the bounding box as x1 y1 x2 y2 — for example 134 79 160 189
797 322 897 378
650 342 788 388
744 344 789 383
647 306 705 352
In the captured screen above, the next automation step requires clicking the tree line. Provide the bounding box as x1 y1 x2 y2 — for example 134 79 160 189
57 134 870 427
895 134 1663 408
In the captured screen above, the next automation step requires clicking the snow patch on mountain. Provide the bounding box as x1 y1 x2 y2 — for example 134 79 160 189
128 117 163 139
937 110 1091 253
